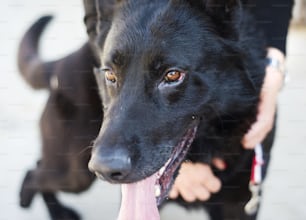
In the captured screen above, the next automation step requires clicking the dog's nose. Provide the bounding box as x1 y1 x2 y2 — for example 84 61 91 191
88 148 132 182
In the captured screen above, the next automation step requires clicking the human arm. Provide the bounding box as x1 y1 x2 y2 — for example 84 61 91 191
242 47 285 148
242 0 294 148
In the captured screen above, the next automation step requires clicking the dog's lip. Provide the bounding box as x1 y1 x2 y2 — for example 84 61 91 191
154 125 198 205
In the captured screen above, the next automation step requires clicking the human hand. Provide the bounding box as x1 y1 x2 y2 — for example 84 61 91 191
169 159 226 202
242 48 285 149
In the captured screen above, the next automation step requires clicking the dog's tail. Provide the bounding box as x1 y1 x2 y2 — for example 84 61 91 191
18 16 56 90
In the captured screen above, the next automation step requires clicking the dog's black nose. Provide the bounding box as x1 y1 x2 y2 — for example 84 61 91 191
88 148 132 182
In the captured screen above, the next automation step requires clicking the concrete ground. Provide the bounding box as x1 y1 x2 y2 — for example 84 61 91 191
0 1 305 219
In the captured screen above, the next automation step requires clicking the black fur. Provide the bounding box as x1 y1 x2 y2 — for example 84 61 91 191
88 0 275 219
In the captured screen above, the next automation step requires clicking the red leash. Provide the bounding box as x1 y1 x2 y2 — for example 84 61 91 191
245 144 264 215
250 144 264 184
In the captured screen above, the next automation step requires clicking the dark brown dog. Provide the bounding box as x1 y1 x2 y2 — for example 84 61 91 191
18 16 102 220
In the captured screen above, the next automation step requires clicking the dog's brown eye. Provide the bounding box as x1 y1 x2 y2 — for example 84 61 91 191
164 70 184 83
104 69 117 83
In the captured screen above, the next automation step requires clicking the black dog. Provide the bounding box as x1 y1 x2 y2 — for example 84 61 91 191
18 0 275 219
86 0 275 219
18 16 102 219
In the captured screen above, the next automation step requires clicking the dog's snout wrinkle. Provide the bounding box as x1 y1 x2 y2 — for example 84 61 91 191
88 148 132 182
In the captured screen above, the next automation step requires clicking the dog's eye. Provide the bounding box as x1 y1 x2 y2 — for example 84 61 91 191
104 69 117 83
164 70 185 84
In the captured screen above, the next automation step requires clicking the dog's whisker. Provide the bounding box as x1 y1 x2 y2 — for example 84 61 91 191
77 145 93 156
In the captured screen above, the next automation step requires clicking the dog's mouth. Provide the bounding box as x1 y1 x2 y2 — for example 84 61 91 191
117 125 198 220
154 126 198 205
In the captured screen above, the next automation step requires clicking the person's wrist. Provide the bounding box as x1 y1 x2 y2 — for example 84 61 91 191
266 47 287 89
267 47 285 64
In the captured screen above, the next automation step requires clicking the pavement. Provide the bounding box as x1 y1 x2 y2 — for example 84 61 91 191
0 1 305 219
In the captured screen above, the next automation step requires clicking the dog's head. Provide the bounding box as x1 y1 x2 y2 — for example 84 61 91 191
87 0 266 204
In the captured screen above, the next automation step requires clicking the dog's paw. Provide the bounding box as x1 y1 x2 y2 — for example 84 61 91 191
50 206 81 220
19 170 36 208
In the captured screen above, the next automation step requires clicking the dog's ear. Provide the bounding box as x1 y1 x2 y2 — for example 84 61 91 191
83 0 121 65
83 0 119 42
83 0 99 42
186 0 242 40
95 0 120 34
186 0 241 14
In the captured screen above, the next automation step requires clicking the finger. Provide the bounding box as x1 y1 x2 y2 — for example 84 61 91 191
212 158 226 170
191 185 211 201
242 102 274 149
242 115 272 149
170 167 197 202
169 186 179 199
178 186 197 202
242 124 263 149
204 175 221 193
196 164 222 193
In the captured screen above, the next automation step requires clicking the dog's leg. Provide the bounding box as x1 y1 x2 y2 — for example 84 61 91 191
206 203 224 220
20 160 44 207
20 170 81 220
20 170 37 207
42 192 81 220
20 160 84 220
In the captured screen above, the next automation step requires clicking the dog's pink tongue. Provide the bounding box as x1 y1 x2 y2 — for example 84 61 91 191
117 174 160 220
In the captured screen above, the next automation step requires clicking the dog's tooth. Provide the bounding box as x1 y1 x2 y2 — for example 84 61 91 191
165 158 171 167
159 166 165 176
50 75 59 90
155 185 161 197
